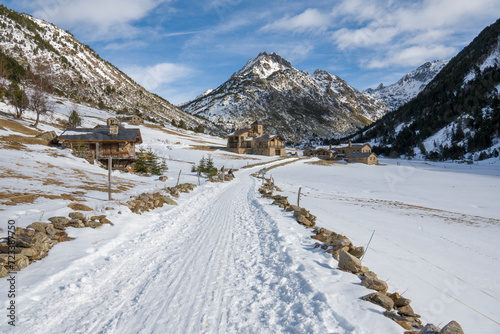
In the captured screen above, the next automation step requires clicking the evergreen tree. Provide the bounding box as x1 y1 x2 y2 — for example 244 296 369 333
68 109 82 127
7 81 28 119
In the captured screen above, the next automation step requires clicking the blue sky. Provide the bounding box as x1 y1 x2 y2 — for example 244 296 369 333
3 0 500 104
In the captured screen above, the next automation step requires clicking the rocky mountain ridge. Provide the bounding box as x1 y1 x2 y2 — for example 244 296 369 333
181 52 387 141
365 60 448 111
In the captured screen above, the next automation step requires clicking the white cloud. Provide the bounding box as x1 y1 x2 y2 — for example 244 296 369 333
123 62 196 91
26 0 170 40
367 45 457 68
260 8 332 33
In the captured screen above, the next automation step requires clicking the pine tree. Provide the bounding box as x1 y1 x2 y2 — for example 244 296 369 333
68 109 82 127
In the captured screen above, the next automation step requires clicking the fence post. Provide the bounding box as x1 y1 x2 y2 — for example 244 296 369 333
176 170 182 186
108 157 112 200
297 187 302 206
361 230 375 261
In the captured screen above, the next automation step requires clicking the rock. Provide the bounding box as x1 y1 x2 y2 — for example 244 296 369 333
397 321 414 330
165 198 178 206
100 218 113 225
159 176 168 181
328 237 352 251
68 212 86 220
0 243 20 254
311 234 327 242
439 321 464 334
0 266 8 278
55 231 74 242
20 247 39 258
397 304 418 317
105 207 114 210
26 222 48 233
89 221 103 229
405 331 420 334
361 292 394 311
67 219 85 228
48 216 70 229
296 214 314 227
349 246 365 259
395 296 412 307
13 228 36 247
419 324 441 334
45 224 56 236
361 271 388 293
338 249 363 274
36 130 57 143
68 202 93 211
91 215 107 221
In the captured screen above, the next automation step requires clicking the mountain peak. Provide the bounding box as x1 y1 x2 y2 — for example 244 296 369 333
235 52 293 79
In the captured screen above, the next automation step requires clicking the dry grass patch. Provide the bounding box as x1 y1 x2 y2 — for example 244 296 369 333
141 123 193 138
0 168 31 179
68 202 93 211
189 145 216 151
306 160 347 166
0 192 80 205
0 134 48 146
217 153 260 160
0 117 41 136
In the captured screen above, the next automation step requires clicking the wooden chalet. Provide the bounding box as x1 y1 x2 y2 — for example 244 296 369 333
346 152 378 165
57 118 143 171
227 121 286 156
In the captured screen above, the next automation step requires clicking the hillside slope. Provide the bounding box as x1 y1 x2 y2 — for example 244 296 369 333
181 52 387 141
353 18 500 160
0 5 203 128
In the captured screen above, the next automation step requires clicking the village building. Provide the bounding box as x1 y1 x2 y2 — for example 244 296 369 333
347 152 378 165
303 147 335 160
57 118 143 171
227 121 286 156
335 141 372 156
122 115 144 125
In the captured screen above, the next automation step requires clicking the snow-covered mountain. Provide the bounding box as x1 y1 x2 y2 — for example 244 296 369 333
181 52 387 141
354 18 500 160
0 5 202 128
365 60 448 111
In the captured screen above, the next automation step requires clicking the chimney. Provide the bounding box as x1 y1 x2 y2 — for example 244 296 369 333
107 118 119 135
348 140 352 148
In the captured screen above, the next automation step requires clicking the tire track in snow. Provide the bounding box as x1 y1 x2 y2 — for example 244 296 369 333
8 171 353 334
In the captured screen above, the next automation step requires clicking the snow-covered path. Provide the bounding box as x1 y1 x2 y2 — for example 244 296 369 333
3 168 399 334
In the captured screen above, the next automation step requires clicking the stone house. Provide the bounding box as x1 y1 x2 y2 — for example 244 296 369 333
227 121 286 156
336 141 372 156
122 115 144 125
347 152 378 165
57 118 143 171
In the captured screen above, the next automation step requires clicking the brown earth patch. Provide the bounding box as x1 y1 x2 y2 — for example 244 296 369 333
306 160 347 166
0 117 41 136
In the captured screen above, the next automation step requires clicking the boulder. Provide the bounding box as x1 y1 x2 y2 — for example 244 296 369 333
13 228 36 247
397 321 414 330
419 324 441 334
159 176 168 181
165 198 178 206
296 214 314 227
0 266 8 278
0 243 21 254
328 237 352 251
26 222 49 233
439 321 464 334
36 131 57 143
20 247 39 258
90 215 106 221
361 271 388 293
100 218 113 225
68 212 86 220
311 234 327 242
361 292 394 311
45 224 56 236
48 216 70 229
396 304 419 317
89 221 103 229
349 246 365 259
338 249 363 273
67 219 85 228
55 231 74 242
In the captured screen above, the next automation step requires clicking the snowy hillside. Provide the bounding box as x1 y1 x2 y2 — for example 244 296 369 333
365 60 448 111
354 18 500 161
0 5 203 128
181 52 387 141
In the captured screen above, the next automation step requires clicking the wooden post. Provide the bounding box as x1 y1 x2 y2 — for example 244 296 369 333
176 170 182 186
108 157 112 200
198 173 200 186
95 142 99 163
297 187 302 207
